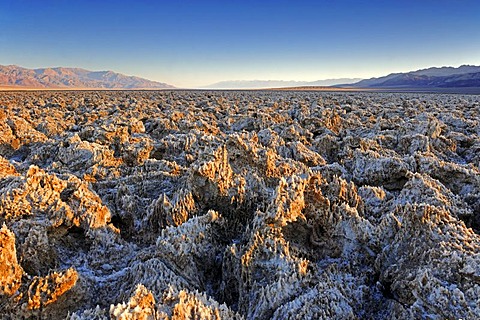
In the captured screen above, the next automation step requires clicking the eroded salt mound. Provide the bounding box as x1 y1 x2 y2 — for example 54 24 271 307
0 91 479 319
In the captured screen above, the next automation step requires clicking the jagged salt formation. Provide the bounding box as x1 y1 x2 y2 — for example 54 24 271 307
0 90 479 319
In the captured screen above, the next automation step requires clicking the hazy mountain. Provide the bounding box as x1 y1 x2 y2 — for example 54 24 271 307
348 65 480 88
0 65 175 89
203 78 362 89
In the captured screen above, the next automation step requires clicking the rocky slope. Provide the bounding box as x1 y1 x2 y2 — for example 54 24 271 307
0 65 174 89
0 90 479 319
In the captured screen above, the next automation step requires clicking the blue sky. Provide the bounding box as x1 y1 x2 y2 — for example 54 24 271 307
1 0 479 87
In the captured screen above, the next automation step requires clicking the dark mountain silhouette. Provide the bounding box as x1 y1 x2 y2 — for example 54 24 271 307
348 65 480 88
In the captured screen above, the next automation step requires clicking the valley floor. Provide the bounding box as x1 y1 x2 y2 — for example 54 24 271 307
0 90 479 319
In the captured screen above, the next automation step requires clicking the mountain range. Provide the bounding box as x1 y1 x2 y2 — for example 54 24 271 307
347 65 480 89
1 64 480 90
0 65 174 89
202 78 362 89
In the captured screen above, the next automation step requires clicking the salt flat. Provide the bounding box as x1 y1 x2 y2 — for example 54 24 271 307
0 90 479 319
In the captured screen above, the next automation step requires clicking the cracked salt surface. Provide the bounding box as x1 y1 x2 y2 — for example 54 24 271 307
0 90 479 319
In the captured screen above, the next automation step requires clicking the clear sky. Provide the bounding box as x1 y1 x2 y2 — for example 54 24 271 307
1 0 480 88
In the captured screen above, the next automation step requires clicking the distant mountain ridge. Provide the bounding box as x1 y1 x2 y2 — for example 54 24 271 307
348 65 480 88
0 65 174 89
203 78 362 89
